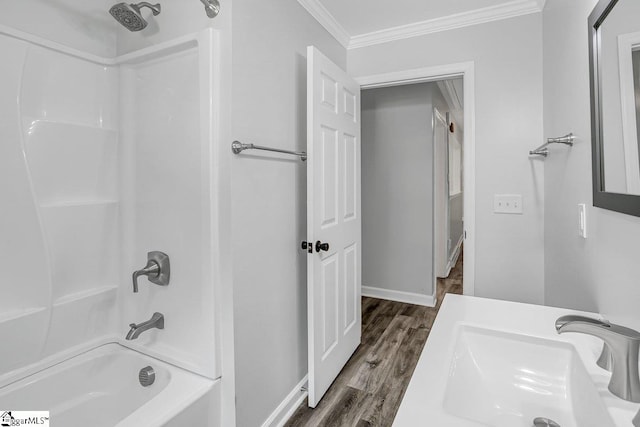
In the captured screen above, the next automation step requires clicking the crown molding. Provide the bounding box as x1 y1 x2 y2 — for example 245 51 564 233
296 0 350 48
349 0 544 49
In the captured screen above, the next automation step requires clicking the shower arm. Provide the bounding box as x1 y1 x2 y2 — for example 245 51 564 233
135 2 161 15
200 0 220 18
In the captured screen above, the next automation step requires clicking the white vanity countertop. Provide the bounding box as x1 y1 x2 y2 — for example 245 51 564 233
392 294 640 426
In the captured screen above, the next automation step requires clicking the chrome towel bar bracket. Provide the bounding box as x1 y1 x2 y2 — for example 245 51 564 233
530 133 575 157
232 140 307 161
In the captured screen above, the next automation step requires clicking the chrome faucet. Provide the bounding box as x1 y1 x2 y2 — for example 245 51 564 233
556 315 640 402
555 315 612 370
126 312 164 340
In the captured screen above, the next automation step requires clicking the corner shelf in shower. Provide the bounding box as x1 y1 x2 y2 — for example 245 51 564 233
53 285 117 306
0 306 47 324
22 118 117 134
40 199 118 209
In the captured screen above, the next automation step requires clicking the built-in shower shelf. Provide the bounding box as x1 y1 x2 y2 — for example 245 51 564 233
54 285 117 306
22 117 117 135
40 199 118 209
0 307 47 323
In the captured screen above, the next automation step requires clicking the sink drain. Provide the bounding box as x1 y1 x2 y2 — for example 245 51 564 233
533 417 561 427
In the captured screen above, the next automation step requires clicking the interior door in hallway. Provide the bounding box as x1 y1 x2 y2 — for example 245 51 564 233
306 46 361 408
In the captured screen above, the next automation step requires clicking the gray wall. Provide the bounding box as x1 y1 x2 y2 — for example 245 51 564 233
349 14 545 304
543 0 640 330
361 83 448 296
231 1 346 426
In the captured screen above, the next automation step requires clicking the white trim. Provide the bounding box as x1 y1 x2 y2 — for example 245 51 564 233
362 286 436 307
295 0 545 50
433 107 450 282
356 63 472 89
261 375 308 427
447 234 464 275
437 80 463 112
296 0 350 48
356 61 476 298
348 0 543 49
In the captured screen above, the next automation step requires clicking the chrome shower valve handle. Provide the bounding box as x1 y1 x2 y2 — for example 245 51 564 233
132 251 170 293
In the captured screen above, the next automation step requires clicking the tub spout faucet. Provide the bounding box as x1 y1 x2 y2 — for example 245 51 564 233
126 312 164 340
556 315 640 402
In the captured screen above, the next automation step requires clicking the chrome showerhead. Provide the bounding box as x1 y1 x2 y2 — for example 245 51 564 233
109 2 161 32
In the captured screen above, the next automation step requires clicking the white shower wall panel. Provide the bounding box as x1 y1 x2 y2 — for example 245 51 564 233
0 36 51 376
0 34 119 379
0 24 222 388
21 46 118 129
0 0 117 58
118 34 220 379
25 122 118 206
41 204 118 301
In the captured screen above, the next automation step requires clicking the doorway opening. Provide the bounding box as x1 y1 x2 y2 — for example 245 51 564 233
360 77 465 306
356 63 475 302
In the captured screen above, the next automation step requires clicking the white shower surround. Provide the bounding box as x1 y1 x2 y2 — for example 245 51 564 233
0 7 225 424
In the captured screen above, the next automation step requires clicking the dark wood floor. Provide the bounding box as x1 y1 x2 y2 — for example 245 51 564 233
286 252 463 427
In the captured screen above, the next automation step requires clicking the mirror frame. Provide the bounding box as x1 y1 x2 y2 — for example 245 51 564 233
589 0 640 217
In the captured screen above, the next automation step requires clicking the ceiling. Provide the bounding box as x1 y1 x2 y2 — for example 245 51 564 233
297 0 547 49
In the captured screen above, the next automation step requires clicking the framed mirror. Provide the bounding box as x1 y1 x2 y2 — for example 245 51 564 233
589 0 640 216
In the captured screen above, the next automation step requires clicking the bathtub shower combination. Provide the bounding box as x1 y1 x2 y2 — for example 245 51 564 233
0 1 225 425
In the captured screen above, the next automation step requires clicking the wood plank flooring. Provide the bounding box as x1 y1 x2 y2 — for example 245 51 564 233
285 252 463 427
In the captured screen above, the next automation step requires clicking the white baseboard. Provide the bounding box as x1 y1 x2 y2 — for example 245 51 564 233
446 235 464 273
362 285 436 307
261 375 308 427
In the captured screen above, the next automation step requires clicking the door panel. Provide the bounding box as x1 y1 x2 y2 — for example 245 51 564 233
307 46 362 408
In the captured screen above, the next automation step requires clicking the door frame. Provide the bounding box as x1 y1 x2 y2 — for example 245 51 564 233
433 106 450 281
355 61 475 298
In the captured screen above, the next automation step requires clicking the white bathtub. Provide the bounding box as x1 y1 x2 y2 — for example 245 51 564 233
0 343 219 427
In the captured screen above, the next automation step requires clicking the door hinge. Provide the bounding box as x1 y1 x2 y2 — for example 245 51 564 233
301 241 313 253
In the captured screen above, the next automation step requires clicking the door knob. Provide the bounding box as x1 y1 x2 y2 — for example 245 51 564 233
315 241 329 252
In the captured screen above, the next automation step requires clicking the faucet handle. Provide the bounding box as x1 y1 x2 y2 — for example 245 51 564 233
132 251 170 293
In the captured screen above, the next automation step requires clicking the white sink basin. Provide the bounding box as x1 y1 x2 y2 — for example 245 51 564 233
392 295 640 426
443 326 613 427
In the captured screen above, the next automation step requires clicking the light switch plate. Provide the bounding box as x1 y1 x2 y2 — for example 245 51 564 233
494 194 523 214
578 203 587 238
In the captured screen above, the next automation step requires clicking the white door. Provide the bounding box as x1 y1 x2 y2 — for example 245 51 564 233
306 46 361 408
